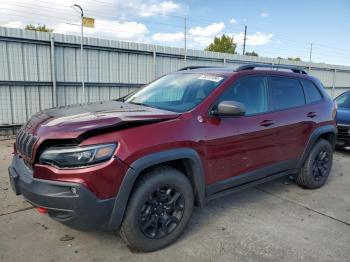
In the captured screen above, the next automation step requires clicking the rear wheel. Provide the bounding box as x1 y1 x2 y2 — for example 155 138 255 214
295 139 333 189
120 166 194 252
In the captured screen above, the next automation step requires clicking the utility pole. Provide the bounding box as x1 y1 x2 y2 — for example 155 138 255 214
184 16 187 65
243 25 247 55
309 42 313 63
73 4 85 103
309 42 313 72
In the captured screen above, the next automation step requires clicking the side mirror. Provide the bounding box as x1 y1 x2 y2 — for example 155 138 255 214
212 101 246 117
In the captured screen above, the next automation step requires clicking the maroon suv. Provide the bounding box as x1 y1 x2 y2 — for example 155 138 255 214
9 64 336 251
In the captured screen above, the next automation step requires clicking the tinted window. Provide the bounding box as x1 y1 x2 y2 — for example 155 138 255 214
217 76 268 115
270 77 305 110
302 80 323 103
335 92 350 108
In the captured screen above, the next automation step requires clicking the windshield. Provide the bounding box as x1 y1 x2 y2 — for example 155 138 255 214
335 92 350 109
125 73 226 112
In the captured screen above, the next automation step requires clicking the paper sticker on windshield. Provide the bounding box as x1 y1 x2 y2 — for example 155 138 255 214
198 75 223 82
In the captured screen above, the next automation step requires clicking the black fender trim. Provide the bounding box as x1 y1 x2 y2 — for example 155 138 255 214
108 148 206 229
297 124 336 169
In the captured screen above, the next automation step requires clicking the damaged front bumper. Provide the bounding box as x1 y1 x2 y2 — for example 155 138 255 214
8 155 117 231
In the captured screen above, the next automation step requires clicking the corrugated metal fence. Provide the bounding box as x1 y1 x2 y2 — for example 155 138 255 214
1 26 350 132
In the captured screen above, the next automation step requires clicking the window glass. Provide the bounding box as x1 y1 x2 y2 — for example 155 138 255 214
126 73 225 112
217 76 268 115
302 80 323 103
270 77 305 110
335 92 350 108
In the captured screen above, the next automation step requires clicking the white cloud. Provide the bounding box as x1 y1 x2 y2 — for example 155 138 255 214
229 18 237 24
55 20 148 41
0 0 183 42
260 12 269 18
232 32 273 46
3 21 25 29
191 36 214 48
152 32 184 42
189 22 225 37
138 1 181 16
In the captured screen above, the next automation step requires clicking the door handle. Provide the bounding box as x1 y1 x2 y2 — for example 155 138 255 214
307 112 317 118
260 120 275 127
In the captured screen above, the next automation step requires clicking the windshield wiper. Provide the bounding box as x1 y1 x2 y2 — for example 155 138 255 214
127 101 153 108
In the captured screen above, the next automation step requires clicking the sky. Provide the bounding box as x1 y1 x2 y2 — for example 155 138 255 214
0 0 350 66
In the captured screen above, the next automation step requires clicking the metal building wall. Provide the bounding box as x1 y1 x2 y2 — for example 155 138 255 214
1 26 350 131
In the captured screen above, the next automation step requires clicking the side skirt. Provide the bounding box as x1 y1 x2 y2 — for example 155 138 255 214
206 169 297 202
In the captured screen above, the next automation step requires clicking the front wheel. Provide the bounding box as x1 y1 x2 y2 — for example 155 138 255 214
295 139 333 189
120 166 194 252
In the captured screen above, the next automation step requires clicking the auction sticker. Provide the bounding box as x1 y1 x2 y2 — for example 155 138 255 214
198 75 223 82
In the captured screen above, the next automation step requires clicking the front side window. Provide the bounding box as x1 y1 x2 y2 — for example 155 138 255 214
270 77 306 111
215 76 268 115
335 92 350 108
126 73 226 112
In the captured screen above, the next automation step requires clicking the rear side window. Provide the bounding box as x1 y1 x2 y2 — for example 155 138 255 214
301 80 323 103
270 77 306 111
216 76 268 115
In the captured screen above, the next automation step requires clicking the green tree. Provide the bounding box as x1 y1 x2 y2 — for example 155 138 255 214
205 34 236 54
245 51 258 57
25 24 53 32
287 57 301 61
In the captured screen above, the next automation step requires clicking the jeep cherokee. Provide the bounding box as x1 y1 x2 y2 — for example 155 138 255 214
8 64 336 252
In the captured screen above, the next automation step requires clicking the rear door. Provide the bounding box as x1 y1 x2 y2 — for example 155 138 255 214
267 76 316 164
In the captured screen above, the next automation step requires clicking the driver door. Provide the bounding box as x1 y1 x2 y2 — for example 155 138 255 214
203 75 280 187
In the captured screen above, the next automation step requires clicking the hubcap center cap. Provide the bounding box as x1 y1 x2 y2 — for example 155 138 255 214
155 204 165 215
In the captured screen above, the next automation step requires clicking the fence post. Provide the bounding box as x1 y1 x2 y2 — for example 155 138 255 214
332 68 337 98
153 50 157 80
50 35 57 107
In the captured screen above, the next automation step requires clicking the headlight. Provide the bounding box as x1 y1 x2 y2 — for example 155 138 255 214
39 143 117 168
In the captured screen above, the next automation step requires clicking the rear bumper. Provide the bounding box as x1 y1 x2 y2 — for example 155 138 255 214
8 155 118 231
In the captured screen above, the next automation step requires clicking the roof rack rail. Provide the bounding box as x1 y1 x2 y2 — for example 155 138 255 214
235 63 308 75
177 66 222 71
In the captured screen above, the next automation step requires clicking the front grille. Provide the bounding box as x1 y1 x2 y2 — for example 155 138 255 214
15 128 38 158
337 125 350 139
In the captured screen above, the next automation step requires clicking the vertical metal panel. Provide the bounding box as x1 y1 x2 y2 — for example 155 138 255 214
22 43 38 81
64 85 78 105
7 42 24 80
88 86 100 102
0 85 12 125
0 41 9 80
11 86 26 123
39 86 53 109
63 47 77 82
26 86 41 117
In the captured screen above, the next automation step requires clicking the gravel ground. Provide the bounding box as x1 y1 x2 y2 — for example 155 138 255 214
0 139 349 262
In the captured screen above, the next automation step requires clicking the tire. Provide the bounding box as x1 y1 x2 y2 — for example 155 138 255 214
295 138 333 189
120 166 194 252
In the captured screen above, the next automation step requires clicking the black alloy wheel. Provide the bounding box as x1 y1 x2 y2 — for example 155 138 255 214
139 187 185 239
295 138 333 189
120 166 194 252
312 150 330 181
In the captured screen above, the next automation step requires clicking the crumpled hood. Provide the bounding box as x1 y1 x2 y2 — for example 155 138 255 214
336 108 350 125
23 100 181 139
